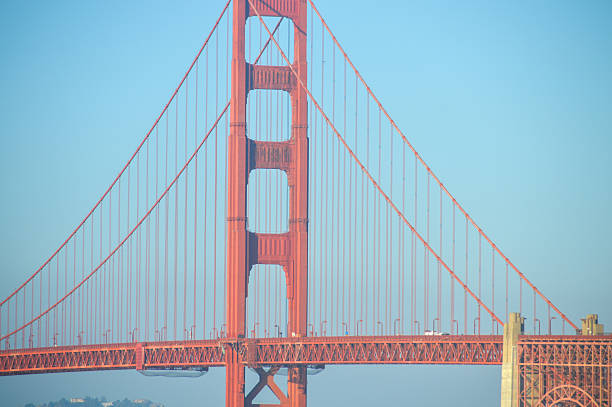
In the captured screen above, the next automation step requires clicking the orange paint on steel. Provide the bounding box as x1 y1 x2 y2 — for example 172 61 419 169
306 0 577 332
225 0 249 405
0 336 502 375
226 1 309 406
535 385 600 407
2 335 610 375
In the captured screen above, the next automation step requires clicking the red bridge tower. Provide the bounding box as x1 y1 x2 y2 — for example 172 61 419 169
226 1 308 406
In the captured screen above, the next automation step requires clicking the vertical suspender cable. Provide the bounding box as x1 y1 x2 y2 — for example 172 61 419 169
212 24 219 336
478 233 481 334
464 217 468 334
174 97 179 340
203 49 209 338
164 111 169 339
183 77 189 339
116 176 121 341
492 247 495 333
155 127 159 337
438 186 442 330
425 171 430 331
506 263 509 323
194 60 199 338
146 137 150 340
451 205 455 333
413 156 417 333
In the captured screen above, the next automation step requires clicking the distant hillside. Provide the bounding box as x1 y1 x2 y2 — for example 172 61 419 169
24 397 163 407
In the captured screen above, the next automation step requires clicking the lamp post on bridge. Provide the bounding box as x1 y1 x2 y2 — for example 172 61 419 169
548 316 557 335
129 328 138 343
534 318 541 335
320 321 327 337
451 319 458 335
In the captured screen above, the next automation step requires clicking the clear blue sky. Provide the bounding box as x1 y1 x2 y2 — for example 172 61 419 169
1 0 611 406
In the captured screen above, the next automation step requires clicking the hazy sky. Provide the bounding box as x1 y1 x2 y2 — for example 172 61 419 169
1 0 611 406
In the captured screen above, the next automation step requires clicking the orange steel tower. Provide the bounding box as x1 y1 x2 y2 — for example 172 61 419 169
226 1 308 406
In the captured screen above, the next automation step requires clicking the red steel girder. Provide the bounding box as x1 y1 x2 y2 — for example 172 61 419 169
238 335 503 366
4 335 610 376
0 335 503 375
517 335 612 407
0 340 224 376
518 335 612 368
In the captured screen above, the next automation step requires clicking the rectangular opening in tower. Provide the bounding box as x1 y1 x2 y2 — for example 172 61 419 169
247 169 289 233
245 16 294 65
247 90 292 141
246 264 289 338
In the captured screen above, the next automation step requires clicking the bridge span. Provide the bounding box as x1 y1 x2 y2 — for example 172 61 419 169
1 0 610 406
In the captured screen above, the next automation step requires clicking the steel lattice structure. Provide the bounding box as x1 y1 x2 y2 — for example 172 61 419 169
1 336 503 376
3 335 611 407
518 336 612 407
3 336 609 373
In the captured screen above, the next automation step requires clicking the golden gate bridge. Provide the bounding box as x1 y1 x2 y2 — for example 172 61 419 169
1 1 610 406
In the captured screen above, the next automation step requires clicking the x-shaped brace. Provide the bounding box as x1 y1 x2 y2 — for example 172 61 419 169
245 366 289 407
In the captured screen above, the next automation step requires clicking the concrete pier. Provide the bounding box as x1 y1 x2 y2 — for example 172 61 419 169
500 313 524 407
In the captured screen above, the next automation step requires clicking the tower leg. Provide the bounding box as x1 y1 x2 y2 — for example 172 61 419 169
227 1 308 406
288 367 307 407
226 0 248 405
226 348 245 407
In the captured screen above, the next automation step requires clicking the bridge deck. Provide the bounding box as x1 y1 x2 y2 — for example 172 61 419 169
2 335 610 376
